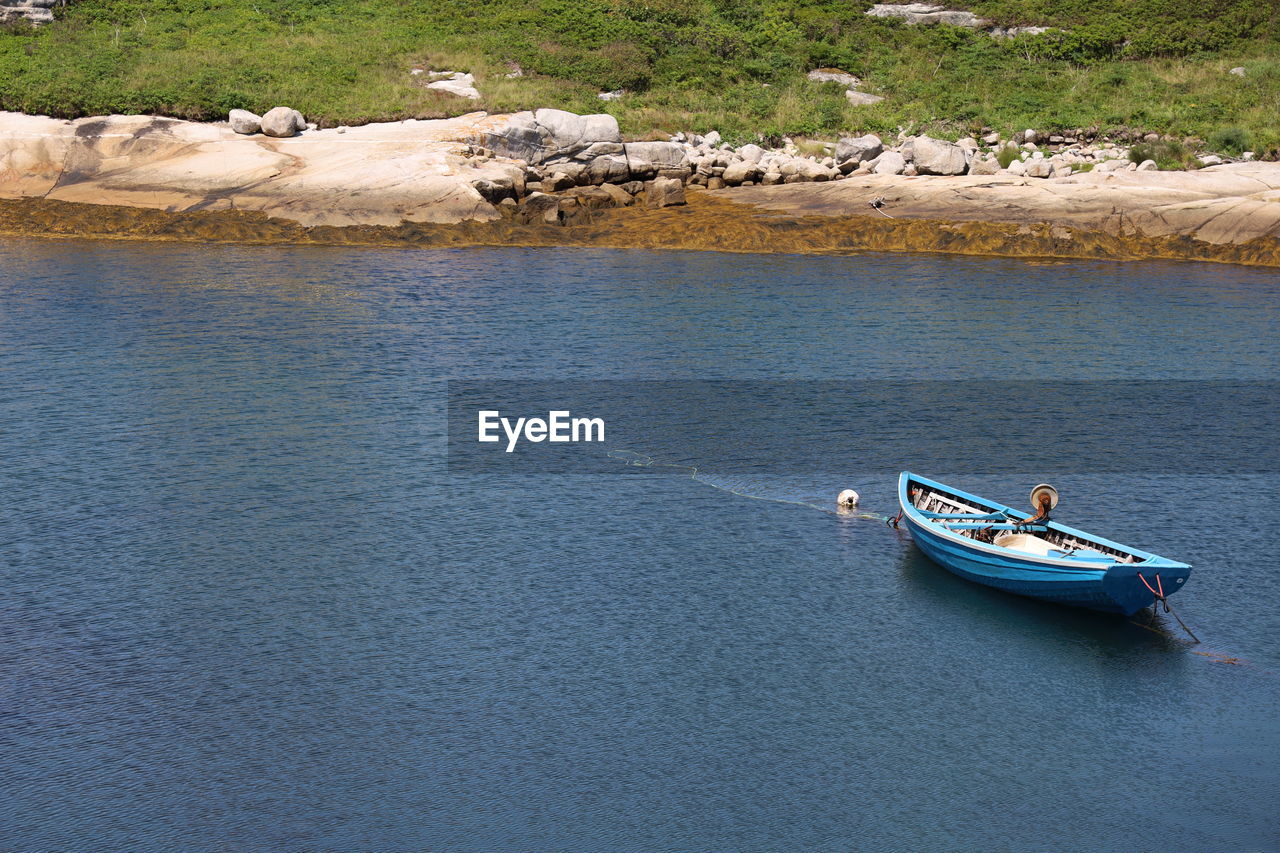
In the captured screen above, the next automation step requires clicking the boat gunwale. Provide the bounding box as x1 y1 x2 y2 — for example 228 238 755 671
898 472 1190 572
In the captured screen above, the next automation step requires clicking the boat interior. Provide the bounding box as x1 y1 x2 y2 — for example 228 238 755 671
909 481 1135 564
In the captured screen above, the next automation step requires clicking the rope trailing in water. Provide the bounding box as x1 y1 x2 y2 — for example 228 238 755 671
1137 571 1200 644
606 450 894 522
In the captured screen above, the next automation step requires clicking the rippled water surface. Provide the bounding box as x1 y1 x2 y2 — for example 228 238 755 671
1 240 1278 852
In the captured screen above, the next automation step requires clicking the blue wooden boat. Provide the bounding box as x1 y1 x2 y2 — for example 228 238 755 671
898 472 1191 616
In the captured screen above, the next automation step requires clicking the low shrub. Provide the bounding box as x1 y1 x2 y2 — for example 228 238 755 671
1129 139 1194 170
1208 125 1252 156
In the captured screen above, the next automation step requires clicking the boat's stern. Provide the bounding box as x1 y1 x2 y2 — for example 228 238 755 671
1101 559 1193 616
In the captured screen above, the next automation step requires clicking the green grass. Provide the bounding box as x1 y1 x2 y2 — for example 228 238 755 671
1 0 1278 155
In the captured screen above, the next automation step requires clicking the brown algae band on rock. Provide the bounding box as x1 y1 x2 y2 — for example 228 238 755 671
3 108 1280 264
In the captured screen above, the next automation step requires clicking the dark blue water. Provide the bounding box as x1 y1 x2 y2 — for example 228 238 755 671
1 240 1277 852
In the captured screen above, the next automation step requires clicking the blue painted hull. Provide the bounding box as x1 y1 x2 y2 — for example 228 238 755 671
899 473 1191 616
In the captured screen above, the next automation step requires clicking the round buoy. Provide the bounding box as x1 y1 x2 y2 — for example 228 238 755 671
837 489 860 508
1030 483 1059 511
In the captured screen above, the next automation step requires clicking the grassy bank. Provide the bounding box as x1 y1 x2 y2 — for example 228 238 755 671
2 0 1278 152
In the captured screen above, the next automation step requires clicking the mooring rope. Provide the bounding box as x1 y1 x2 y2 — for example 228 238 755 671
605 449 894 522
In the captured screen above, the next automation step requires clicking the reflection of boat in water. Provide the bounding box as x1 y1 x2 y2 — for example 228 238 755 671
897 472 1191 616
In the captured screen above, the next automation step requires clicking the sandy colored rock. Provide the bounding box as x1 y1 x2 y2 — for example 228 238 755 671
229 109 261 135
912 136 967 175
645 176 685 208
722 163 1280 246
261 106 303 138
0 110 521 227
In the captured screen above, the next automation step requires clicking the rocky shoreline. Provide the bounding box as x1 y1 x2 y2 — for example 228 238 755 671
3 108 1280 266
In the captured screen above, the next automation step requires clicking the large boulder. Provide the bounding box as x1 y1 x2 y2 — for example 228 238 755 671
583 154 630 184
645 176 686 208
571 141 624 161
912 136 967 175
478 110 623 165
229 109 262 135
260 106 305 138
872 151 906 175
834 134 884 166
623 141 689 179
535 108 621 152
722 160 761 185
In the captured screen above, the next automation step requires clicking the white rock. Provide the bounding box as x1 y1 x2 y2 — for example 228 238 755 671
228 109 261 135
537 109 622 150
845 91 885 106
835 134 883 166
1230 66 1246 77
1024 129 1038 145
981 131 1001 145
1024 158 1053 178
260 106 303 138
739 143 765 163
722 160 760 185
1136 159 1158 171
991 26 1050 37
597 90 624 101
1006 158 1026 176
873 151 906 175
866 3 989 27
968 155 1001 175
427 72 481 100
808 69 860 86
703 130 722 146
912 136 967 175
1198 154 1224 166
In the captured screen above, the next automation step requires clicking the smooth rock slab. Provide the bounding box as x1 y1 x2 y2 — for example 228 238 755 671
1 110 517 227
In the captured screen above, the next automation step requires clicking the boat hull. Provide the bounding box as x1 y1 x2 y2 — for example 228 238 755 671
900 473 1191 616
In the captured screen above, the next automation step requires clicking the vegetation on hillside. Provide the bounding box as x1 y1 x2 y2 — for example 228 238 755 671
1 0 1277 153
